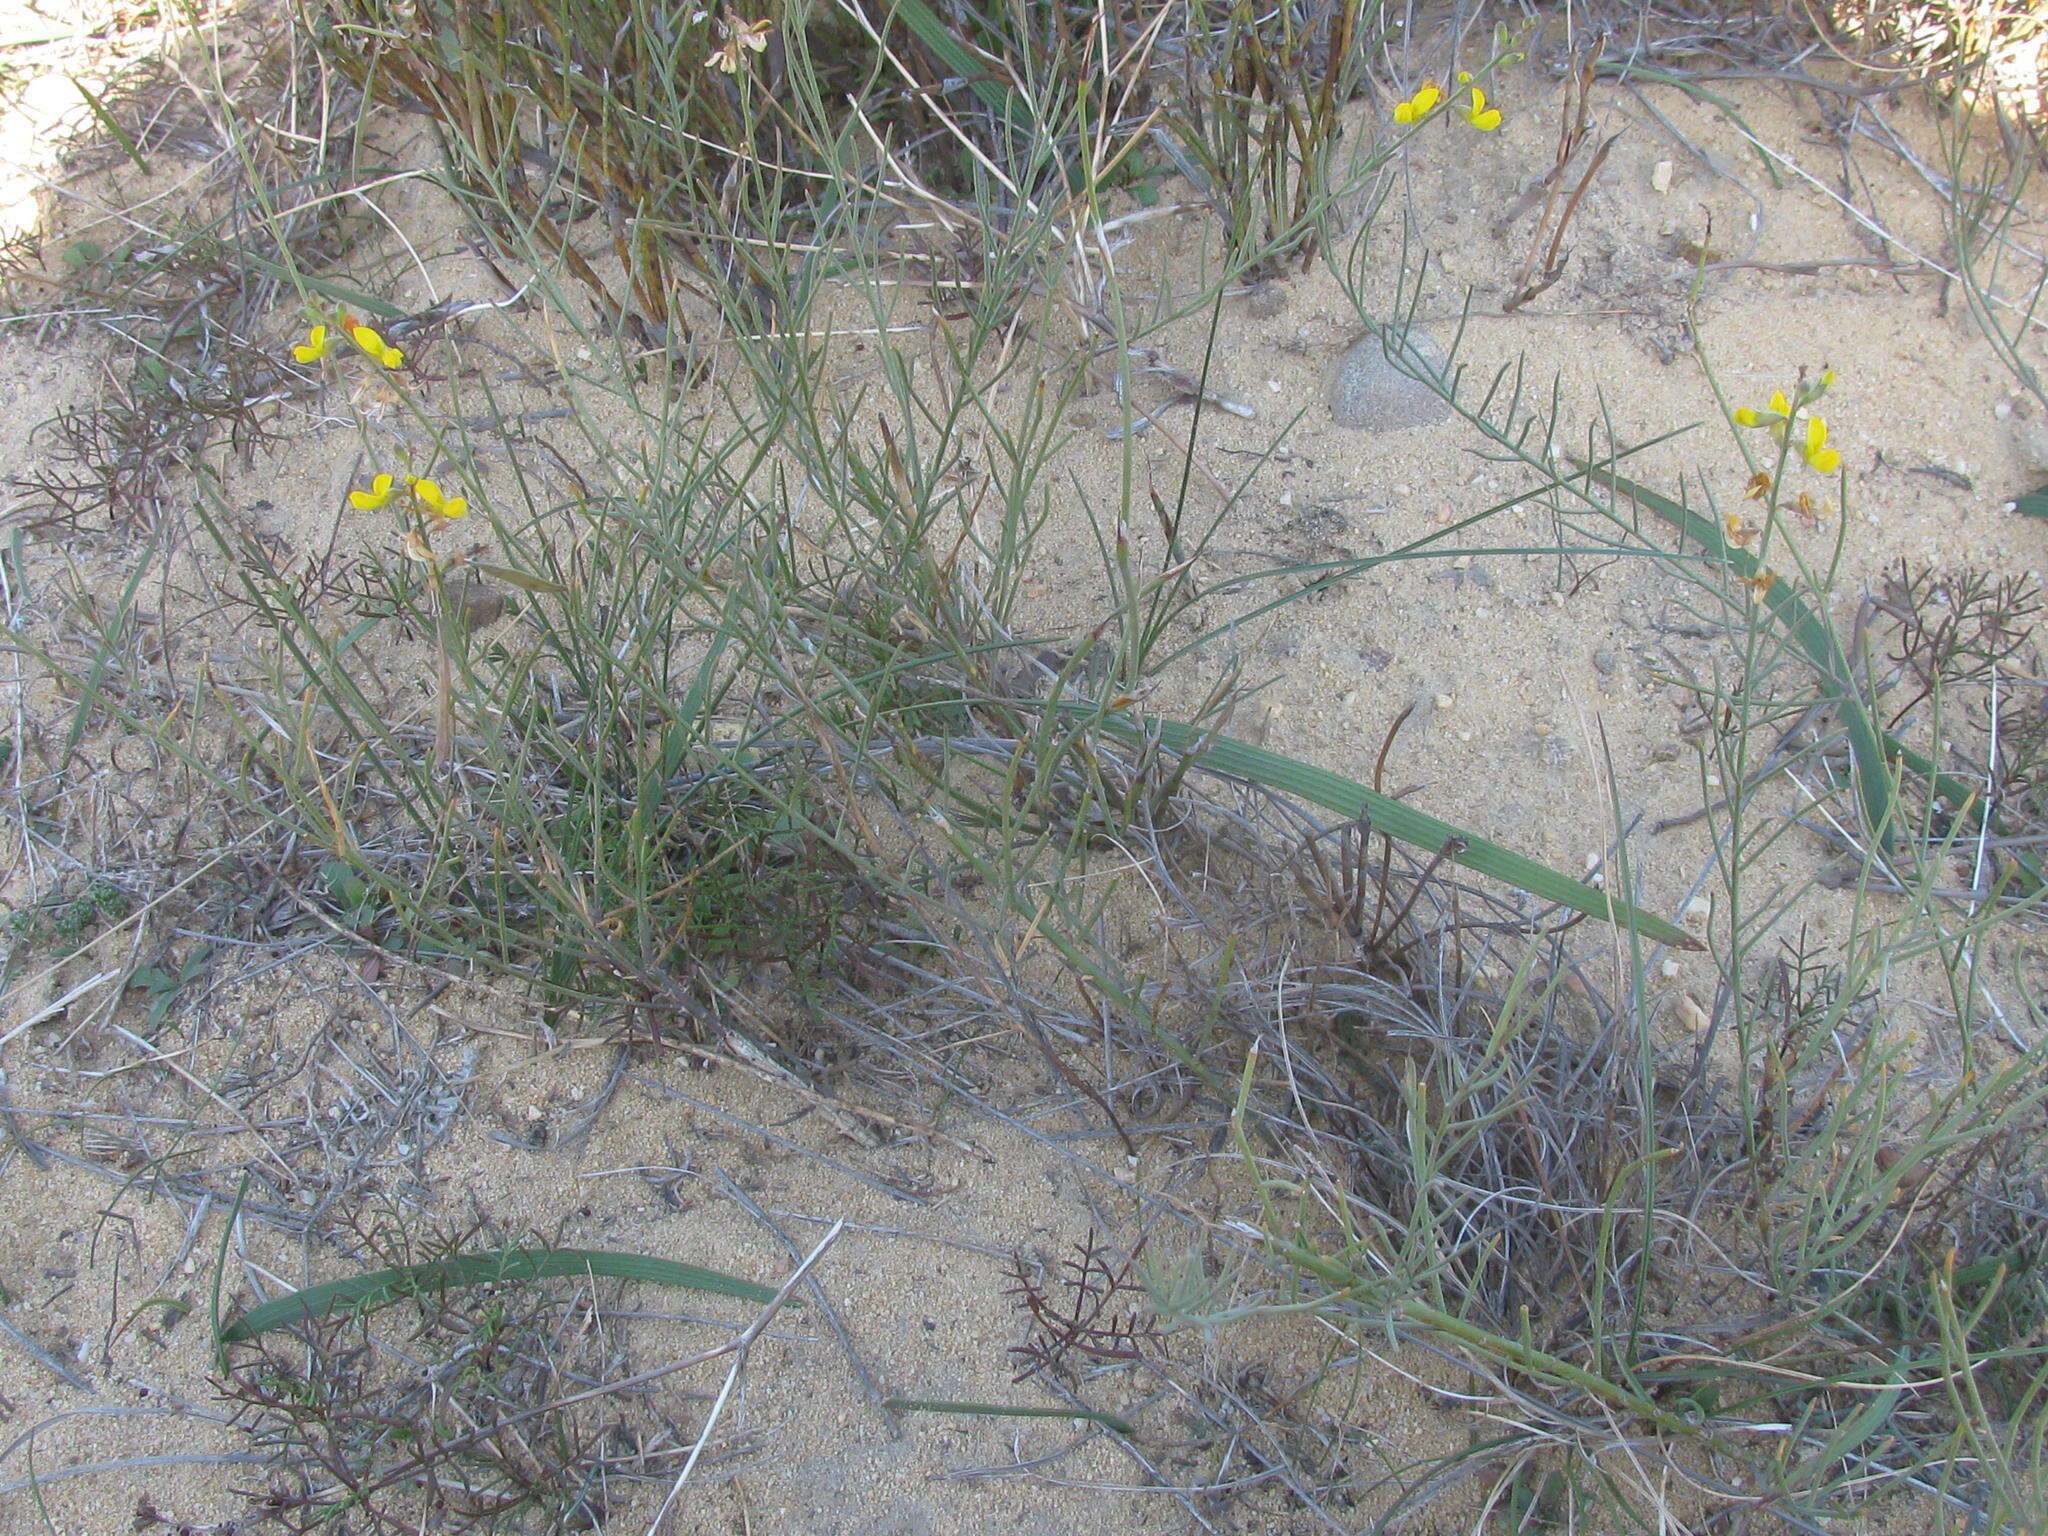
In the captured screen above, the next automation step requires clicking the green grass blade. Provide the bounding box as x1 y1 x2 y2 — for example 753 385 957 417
883 1396 1133 1434
72 76 148 172
1072 708 1700 950
888 0 1030 133
1574 460 1897 847
886 0 1081 192
1581 464 2048 891
218 1248 783 1343
240 251 406 319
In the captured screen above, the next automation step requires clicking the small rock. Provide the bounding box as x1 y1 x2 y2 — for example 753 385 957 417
1434 693 1455 709
1328 327 1454 432
1816 858 1863 890
1467 562 1493 589
1592 648 1621 675
450 576 509 630
1650 159 1674 194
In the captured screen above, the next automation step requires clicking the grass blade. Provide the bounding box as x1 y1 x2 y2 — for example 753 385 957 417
1574 460 1897 848
1076 708 1700 950
218 1248 784 1343
1582 462 2048 891
71 76 147 172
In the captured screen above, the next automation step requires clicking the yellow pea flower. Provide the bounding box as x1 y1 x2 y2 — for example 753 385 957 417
1801 416 1841 475
1393 82 1442 124
408 477 469 520
349 473 397 511
1733 390 1791 431
1464 86 1503 131
349 323 404 370
292 324 336 364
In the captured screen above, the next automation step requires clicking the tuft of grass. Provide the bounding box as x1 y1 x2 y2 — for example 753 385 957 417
217 1216 797 1533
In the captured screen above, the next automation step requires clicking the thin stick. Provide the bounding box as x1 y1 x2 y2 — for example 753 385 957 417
714 1173 899 1439
642 1220 846 1535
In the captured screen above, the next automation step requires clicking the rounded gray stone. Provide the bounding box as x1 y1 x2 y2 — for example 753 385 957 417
1328 327 1453 432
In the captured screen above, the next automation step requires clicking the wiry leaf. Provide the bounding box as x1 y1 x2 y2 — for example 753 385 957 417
219 1248 782 1343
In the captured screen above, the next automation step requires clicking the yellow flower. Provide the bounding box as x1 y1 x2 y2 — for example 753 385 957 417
1393 82 1442 125
349 323 403 370
408 477 469 520
349 473 397 511
1801 416 1841 475
705 8 771 72
1464 86 1502 131
1733 390 1791 431
292 324 336 364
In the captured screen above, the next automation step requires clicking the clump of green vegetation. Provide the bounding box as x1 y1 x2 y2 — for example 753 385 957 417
8 876 128 952
218 1212 783 1534
8 1 2048 1531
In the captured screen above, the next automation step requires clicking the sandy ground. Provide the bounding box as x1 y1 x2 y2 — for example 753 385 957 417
1 13 2045 1535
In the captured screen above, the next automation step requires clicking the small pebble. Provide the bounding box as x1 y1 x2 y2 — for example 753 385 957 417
1660 959 1681 979
1650 159 1674 194
1327 327 1455 432
1434 693 1454 709
450 575 509 630
1685 897 1711 920
1593 649 1621 675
